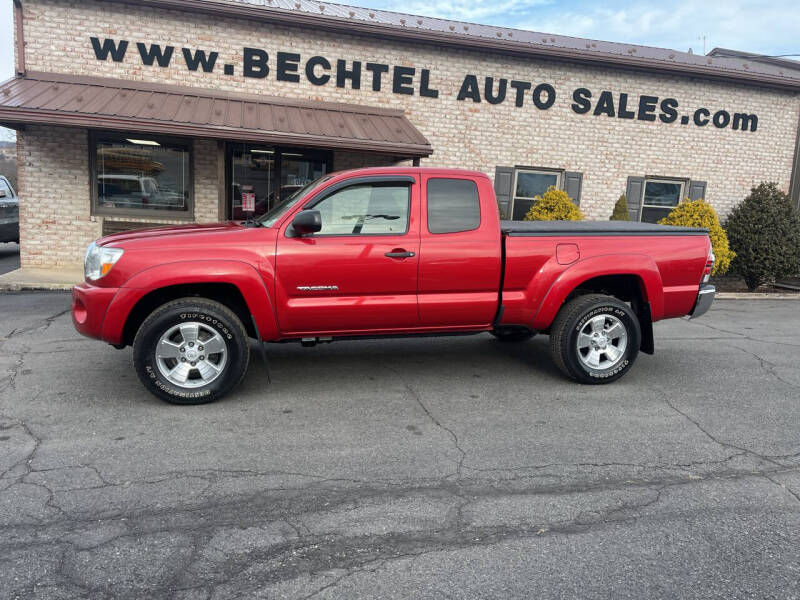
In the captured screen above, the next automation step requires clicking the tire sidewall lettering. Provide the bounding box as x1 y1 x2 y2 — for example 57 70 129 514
146 311 237 399
572 305 633 378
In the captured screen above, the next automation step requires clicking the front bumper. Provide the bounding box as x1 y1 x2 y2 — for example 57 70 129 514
72 282 119 341
689 284 715 319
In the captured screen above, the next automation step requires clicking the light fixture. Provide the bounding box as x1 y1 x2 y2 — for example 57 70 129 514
126 138 161 146
250 149 274 154
282 152 304 157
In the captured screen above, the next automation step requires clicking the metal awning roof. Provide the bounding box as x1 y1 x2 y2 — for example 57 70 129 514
0 72 433 158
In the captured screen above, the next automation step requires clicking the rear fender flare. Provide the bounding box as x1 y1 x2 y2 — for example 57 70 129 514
102 260 278 344
532 254 664 330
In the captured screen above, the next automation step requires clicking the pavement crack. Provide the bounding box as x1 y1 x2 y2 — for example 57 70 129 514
727 343 800 391
762 473 800 506
661 395 785 468
384 364 467 479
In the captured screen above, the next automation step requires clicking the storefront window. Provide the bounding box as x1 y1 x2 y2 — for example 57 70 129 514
641 179 684 223
93 134 191 217
511 168 561 220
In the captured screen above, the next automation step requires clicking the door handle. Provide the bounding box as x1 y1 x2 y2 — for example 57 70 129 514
385 250 415 258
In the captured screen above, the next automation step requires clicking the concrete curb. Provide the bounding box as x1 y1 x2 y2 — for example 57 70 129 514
0 282 77 292
716 292 800 300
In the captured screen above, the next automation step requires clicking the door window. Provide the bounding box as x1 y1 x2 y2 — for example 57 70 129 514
312 184 410 236
0 178 13 198
427 178 481 234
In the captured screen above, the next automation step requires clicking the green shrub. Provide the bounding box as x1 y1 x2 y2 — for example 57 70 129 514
725 182 800 291
610 194 630 221
524 186 584 221
658 199 734 275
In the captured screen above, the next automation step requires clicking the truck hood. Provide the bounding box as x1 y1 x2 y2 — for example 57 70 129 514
97 222 246 247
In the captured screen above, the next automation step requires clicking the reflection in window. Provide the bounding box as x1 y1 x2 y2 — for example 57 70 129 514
231 145 275 219
641 179 684 223
314 184 410 235
512 169 560 220
95 136 190 214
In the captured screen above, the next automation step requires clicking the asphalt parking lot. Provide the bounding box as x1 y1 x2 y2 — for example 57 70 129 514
1 292 800 599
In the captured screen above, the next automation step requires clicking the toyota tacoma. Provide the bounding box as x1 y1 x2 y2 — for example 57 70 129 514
72 167 715 404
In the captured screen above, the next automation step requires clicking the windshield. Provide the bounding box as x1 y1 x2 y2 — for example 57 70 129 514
257 175 333 227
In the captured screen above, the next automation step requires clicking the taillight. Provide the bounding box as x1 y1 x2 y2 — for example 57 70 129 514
702 250 715 283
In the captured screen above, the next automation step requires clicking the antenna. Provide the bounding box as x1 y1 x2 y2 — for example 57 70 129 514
698 35 707 55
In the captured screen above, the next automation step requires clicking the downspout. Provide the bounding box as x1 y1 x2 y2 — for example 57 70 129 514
13 0 26 77
791 101 800 211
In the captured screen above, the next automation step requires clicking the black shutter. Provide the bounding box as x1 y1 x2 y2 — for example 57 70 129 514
563 172 583 206
494 166 515 220
687 180 707 201
625 176 645 221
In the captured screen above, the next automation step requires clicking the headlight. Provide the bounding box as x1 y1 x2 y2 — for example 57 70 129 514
84 242 124 281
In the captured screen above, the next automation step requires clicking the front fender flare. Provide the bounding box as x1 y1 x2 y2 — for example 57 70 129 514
101 260 278 344
531 254 664 330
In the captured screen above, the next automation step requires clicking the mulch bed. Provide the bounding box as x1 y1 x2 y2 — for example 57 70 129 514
712 275 800 294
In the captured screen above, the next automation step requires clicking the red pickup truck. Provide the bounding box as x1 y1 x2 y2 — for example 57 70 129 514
73 167 715 404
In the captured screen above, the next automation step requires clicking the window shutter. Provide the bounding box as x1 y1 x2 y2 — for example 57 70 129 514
625 176 645 221
563 172 583 206
687 180 707 201
494 166 515 220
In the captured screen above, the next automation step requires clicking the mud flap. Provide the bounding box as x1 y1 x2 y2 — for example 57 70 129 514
250 315 272 383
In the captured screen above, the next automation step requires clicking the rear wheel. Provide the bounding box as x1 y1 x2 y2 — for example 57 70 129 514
133 298 250 404
549 294 640 384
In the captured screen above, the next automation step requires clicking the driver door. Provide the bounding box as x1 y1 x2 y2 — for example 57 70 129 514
275 177 420 335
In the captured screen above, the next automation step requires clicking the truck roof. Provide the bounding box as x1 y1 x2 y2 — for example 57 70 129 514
331 166 489 179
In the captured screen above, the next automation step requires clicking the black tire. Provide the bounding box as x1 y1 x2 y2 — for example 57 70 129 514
490 328 536 343
549 294 640 384
133 298 250 405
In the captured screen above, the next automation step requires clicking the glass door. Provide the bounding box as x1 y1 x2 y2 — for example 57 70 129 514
227 145 331 220
229 143 276 220
279 151 330 201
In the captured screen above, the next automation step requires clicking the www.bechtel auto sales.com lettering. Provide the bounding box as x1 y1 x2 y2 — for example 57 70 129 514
90 37 760 133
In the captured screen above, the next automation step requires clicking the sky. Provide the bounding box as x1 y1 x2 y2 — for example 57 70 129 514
0 0 798 140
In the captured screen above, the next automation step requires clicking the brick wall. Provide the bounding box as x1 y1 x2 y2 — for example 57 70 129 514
16 126 99 268
14 0 800 267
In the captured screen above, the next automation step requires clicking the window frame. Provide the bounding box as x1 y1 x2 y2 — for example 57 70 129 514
510 167 563 221
89 130 195 220
639 177 687 222
302 180 412 238
426 176 482 235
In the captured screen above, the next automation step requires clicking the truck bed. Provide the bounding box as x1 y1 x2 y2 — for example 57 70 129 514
501 221 708 236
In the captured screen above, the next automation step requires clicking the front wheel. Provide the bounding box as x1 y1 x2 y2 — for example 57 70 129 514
133 298 250 404
549 294 640 384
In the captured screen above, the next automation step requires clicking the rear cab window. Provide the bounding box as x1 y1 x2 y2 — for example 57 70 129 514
427 178 481 234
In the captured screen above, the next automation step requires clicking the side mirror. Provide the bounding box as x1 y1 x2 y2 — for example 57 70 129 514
0 189 6 198
290 209 322 236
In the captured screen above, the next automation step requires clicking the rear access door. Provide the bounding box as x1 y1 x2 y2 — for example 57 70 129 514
275 175 421 335
418 175 502 327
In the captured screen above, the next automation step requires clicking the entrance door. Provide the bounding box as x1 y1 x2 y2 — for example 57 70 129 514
227 145 331 220
276 178 420 335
